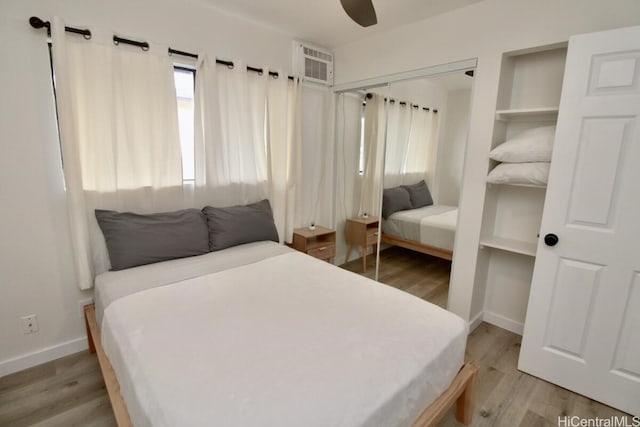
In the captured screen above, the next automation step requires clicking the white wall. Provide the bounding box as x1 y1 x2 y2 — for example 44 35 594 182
387 78 447 110
332 0 640 323
436 88 471 206
0 0 298 376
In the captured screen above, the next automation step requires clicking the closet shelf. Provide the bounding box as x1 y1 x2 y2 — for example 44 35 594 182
487 182 547 189
495 107 559 121
479 236 538 257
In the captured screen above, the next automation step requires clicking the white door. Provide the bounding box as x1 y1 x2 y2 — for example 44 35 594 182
519 25 640 416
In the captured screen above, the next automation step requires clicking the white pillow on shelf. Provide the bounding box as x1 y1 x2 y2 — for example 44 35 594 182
489 125 556 163
487 162 550 186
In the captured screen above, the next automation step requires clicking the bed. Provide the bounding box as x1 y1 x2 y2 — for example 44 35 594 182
380 181 458 261
382 205 458 261
84 240 476 427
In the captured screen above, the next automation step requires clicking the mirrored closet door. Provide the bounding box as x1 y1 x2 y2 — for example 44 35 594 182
334 59 476 310
334 84 389 278
378 70 473 308
374 72 474 307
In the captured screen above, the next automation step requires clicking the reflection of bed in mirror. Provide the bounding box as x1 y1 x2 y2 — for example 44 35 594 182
333 65 473 277
382 205 457 261
380 181 457 261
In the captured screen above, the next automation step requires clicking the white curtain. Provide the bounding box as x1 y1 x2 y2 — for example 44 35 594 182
195 55 302 243
405 108 439 188
384 101 412 188
358 94 386 218
335 93 366 262
267 73 302 243
51 18 183 287
297 84 334 230
335 93 363 222
194 56 269 207
384 104 439 189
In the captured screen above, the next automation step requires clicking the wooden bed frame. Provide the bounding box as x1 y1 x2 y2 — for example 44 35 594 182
85 304 477 426
381 233 453 261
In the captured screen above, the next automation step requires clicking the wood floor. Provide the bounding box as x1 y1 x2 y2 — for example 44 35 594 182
342 245 452 309
0 247 631 426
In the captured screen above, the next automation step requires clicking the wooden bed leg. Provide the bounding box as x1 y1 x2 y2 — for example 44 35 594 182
84 304 96 354
455 363 477 425
411 362 479 427
84 303 134 426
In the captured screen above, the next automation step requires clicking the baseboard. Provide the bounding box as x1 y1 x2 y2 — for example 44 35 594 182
482 311 524 335
467 311 484 333
0 336 88 378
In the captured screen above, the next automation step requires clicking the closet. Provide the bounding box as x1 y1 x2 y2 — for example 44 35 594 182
517 26 640 416
475 45 567 334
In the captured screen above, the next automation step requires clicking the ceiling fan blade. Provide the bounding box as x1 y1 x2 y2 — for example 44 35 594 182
340 0 377 27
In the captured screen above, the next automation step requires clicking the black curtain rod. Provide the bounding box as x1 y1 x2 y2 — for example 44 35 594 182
113 35 149 51
365 92 438 113
168 47 198 59
30 17 295 81
29 16 91 39
169 48 294 81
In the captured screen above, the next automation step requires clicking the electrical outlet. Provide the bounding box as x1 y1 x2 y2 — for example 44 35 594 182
21 315 39 334
78 298 94 319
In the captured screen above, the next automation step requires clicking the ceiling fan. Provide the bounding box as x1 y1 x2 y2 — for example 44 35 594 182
340 0 377 27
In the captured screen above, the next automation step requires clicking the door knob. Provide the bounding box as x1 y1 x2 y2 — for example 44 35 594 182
544 233 559 246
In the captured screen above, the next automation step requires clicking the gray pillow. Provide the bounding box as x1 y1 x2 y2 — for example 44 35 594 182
382 186 412 219
202 199 279 251
402 180 434 209
95 208 210 271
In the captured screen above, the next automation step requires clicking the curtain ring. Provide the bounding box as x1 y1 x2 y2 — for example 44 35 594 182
227 63 234 69
141 43 149 51
113 39 120 46
258 70 263 76
83 33 92 40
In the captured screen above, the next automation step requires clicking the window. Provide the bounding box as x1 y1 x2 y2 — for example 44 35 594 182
174 67 195 182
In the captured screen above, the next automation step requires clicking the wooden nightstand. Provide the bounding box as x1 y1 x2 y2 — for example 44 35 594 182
291 226 336 263
345 216 380 272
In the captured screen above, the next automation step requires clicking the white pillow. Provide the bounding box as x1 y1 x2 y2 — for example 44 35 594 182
487 162 550 186
489 125 556 163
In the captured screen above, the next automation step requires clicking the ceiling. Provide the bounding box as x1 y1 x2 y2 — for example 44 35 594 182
198 0 486 48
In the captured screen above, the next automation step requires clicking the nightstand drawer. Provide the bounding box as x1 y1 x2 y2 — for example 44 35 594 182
366 230 379 245
307 244 336 260
292 226 336 262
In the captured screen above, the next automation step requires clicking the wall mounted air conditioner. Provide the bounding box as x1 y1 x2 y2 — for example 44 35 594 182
293 41 334 86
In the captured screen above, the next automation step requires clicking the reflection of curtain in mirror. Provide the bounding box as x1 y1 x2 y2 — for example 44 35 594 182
403 108 439 189
335 93 363 222
384 102 412 188
384 106 439 191
359 94 386 217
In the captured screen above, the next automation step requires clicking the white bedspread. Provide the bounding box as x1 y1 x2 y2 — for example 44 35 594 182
94 241 292 327
383 205 458 251
101 250 467 427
